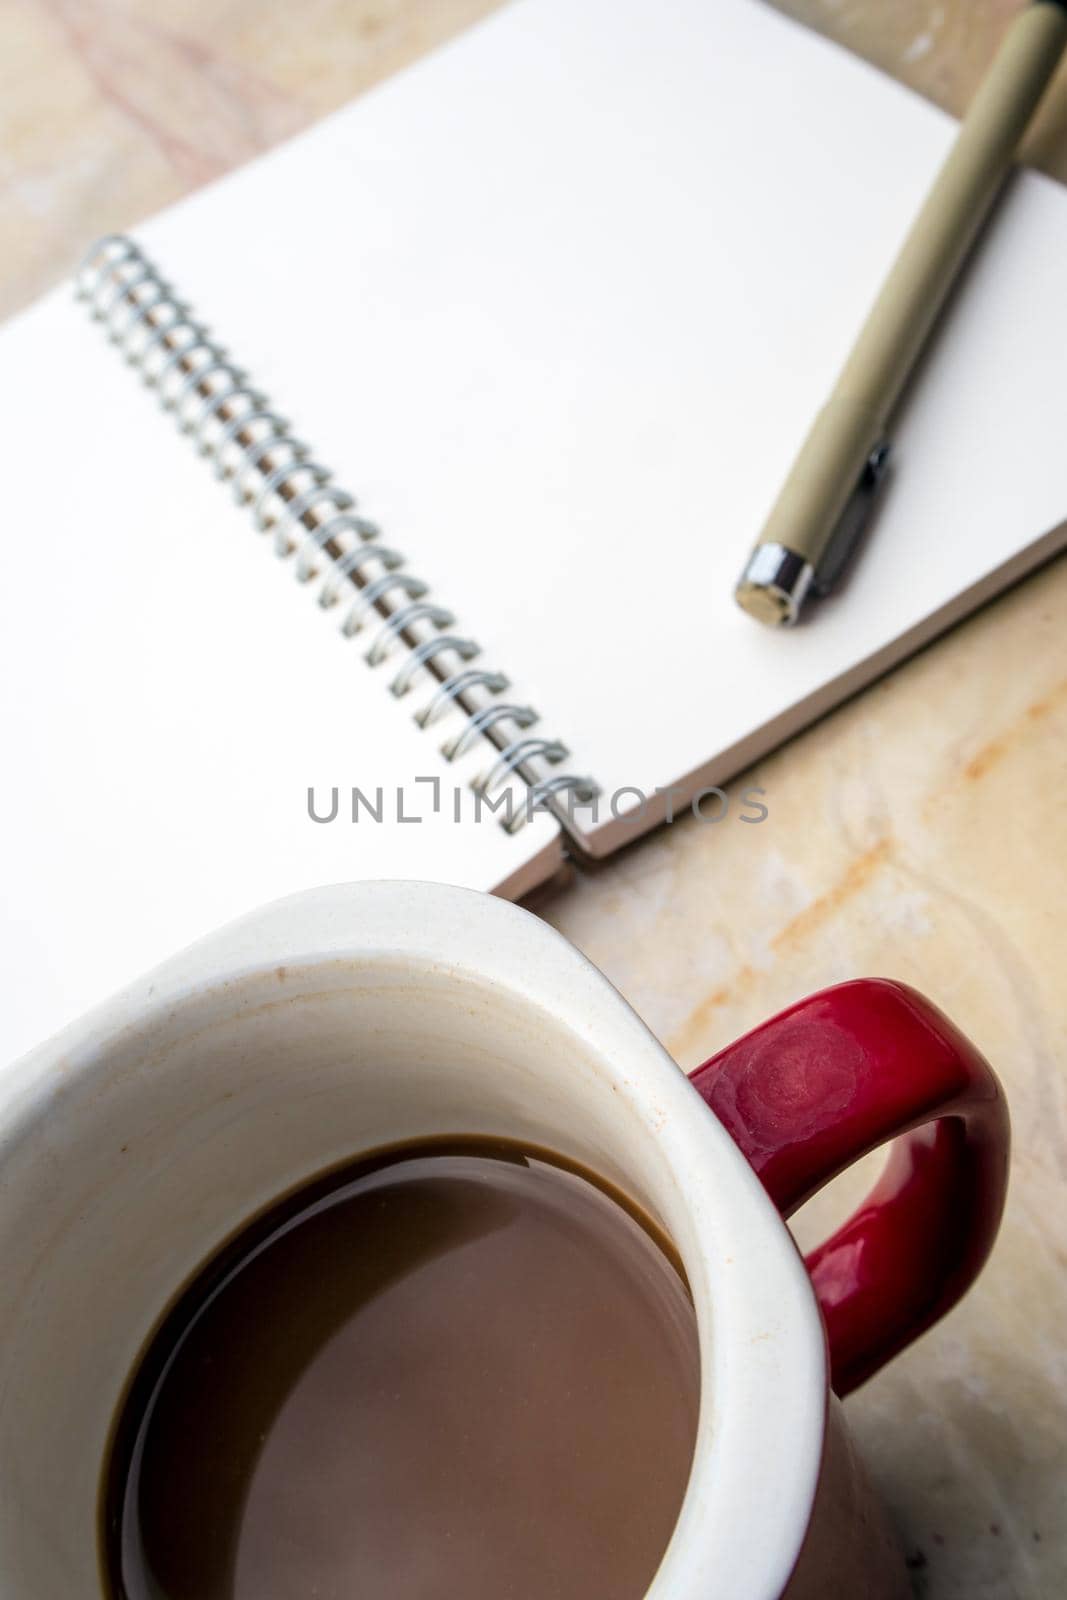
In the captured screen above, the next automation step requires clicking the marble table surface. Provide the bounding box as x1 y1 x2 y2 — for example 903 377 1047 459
3 3 1065 1595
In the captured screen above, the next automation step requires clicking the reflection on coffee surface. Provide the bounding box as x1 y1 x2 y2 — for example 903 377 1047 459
103 1139 700 1599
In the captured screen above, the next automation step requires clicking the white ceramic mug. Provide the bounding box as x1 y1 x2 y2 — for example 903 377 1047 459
0 882 1007 1597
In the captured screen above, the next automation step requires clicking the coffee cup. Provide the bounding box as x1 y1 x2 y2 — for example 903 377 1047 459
0 881 1008 1596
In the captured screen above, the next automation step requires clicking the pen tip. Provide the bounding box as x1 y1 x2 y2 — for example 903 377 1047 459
734 544 813 626
734 580 795 627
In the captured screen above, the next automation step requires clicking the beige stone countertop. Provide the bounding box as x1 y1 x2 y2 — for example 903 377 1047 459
3 2 1065 1595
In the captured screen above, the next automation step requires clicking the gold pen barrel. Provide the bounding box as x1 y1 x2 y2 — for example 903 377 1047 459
737 0 1067 625
838 0 1067 416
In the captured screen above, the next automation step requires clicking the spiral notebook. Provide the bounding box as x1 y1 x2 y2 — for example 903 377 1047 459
2 0 1067 1064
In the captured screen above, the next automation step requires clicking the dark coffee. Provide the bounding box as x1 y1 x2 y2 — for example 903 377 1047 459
103 1139 700 1599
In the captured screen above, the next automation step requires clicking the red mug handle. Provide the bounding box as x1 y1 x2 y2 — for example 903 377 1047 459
688 979 1009 1396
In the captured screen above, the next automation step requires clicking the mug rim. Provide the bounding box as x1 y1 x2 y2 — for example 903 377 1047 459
2 880 827 1600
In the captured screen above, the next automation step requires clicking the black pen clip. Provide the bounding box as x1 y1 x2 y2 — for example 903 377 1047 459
811 440 892 597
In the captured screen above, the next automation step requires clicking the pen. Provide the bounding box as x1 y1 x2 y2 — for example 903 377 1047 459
735 0 1067 627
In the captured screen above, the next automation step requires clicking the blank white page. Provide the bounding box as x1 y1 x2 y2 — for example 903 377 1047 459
0 288 560 1067
123 0 1066 853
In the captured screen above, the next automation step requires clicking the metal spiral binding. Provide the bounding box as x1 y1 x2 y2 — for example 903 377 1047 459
76 235 598 835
